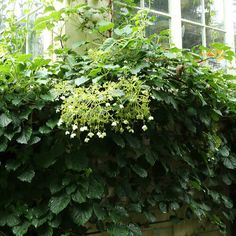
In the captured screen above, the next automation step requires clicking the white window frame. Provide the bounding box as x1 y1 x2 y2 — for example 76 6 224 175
138 0 235 52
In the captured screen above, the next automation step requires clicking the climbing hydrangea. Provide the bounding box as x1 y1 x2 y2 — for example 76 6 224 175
55 77 152 141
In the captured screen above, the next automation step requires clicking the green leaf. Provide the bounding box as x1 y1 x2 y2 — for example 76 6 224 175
93 204 107 220
223 156 236 169
39 126 51 134
13 222 30 236
107 224 129 236
74 76 89 86
5 159 21 171
131 164 148 178
97 21 114 32
88 178 104 199
16 128 32 144
6 214 20 227
49 194 70 215
72 189 86 204
71 206 92 225
145 150 157 166
114 25 132 36
18 169 35 183
46 118 59 129
220 146 230 157
65 151 88 172
0 113 12 127
128 224 142 236
0 138 8 152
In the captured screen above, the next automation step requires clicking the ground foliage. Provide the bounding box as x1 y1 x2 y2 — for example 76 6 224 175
0 1 236 235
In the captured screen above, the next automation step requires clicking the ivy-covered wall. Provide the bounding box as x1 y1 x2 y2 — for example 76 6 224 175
0 1 236 236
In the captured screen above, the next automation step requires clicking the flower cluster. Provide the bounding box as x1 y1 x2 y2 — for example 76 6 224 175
56 77 154 142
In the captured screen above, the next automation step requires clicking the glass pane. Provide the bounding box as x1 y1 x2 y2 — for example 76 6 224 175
181 0 203 22
182 22 203 48
206 28 225 46
205 0 224 29
234 1 236 34
145 0 169 13
146 14 170 36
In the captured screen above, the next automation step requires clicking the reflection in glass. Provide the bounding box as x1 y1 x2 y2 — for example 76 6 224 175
182 22 203 49
145 0 169 13
206 28 225 46
146 14 170 36
181 0 202 22
205 0 224 29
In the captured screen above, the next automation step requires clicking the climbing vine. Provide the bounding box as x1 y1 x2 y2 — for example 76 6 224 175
0 1 236 236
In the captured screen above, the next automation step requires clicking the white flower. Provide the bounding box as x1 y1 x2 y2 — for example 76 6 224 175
70 133 76 139
60 96 66 100
88 132 94 138
106 103 110 107
84 138 90 143
72 124 78 130
101 132 106 138
113 103 117 106
97 131 102 138
56 108 60 113
111 121 117 127
80 126 88 132
57 119 63 126
129 129 134 133
148 116 154 121
65 131 70 135
119 104 124 109
142 125 148 131
123 120 129 124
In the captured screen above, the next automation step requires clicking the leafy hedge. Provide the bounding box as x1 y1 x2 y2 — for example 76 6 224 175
0 4 236 236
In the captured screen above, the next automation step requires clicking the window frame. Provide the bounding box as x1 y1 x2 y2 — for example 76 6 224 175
138 0 235 52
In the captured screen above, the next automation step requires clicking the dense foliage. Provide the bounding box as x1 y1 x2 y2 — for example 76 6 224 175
0 1 236 236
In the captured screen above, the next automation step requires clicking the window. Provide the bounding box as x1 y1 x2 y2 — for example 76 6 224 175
131 0 235 53
0 0 47 56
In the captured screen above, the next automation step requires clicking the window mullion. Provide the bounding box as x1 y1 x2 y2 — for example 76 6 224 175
224 0 235 51
169 0 182 48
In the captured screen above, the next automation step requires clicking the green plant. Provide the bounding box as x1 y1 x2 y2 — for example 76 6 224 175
0 2 236 236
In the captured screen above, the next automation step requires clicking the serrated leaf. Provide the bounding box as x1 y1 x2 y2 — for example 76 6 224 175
220 146 230 157
88 178 104 199
0 138 8 152
0 113 12 127
5 159 21 171
107 224 129 236
13 222 30 236
39 126 51 134
16 128 32 144
6 214 20 227
93 204 107 220
49 195 70 215
223 156 236 169
46 119 58 129
74 76 89 86
72 189 86 204
18 169 35 183
71 206 92 225
131 164 148 178
128 224 142 236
